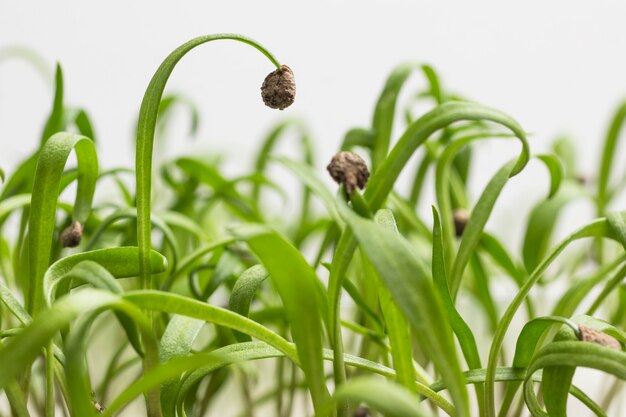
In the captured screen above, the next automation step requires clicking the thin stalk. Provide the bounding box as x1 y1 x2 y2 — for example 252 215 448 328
135 34 281 291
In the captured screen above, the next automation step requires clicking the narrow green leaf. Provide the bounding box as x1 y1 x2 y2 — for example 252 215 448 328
231 224 330 412
371 63 445 171
598 100 626 215
28 132 98 314
136 33 282 291
340 127 374 151
41 63 64 145
450 160 516 298
85 208 179 274
498 316 578 417
229 265 269 342
43 247 167 305
370 209 417 389
338 201 469 417
327 100 529 404
329 377 435 417
525 342 626 417
159 315 205 417
485 216 625 417
432 207 483 399
522 182 585 272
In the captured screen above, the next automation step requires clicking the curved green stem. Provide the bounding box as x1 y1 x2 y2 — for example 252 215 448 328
484 218 617 417
136 34 281 289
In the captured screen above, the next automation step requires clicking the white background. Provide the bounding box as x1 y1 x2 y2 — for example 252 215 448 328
1 1 626 238
1 1 626 415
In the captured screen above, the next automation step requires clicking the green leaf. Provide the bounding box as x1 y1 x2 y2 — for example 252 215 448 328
103 342 454 417
0 289 119 390
586 262 626 315
607 211 626 251
369 209 418 389
0 194 31 231
498 316 578 417
525 342 626 417
338 200 469 417
432 207 483 405
434 131 517 263
229 265 269 342
252 119 314 234
0 280 31 325
70 108 96 141
449 160 516 298
522 182 585 272
429 367 606 417
135 33 282 291
597 100 626 215
552 256 626 318
535 154 564 199
231 224 331 412
366 101 529 212
329 377 435 417
28 132 98 315
340 127 374 151
275 157 341 224
370 63 445 171
85 208 180 274
485 216 626 417
41 64 65 145
3 379 31 417
159 315 205 417
327 100 529 405
43 247 167 305
153 93 200 138
175 157 259 221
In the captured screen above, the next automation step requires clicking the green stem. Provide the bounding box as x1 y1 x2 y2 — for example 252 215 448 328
45 343 55 417
136 34 281 289
484 219 613 417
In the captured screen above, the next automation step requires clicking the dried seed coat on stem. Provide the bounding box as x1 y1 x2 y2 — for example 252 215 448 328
327 151 370 194
60 220 83 248
578 324 622 350
453 208 470 237
261 65 296 110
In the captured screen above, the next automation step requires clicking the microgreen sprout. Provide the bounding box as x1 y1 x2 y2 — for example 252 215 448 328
0 33 625 417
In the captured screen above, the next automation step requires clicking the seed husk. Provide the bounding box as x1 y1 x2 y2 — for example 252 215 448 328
327 151 370 195
261 65 296 110
353 406 370 417
60 220 83 248
453 208 470 237
578 324 622 350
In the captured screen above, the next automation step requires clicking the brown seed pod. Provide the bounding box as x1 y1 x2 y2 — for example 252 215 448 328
93 400 105 414
453 208 470 237
90 391 105 413
60 220 83 248
353 406 370 417
261 65 296 110
575 174 588 186
578 324 622 350
327 151 370 195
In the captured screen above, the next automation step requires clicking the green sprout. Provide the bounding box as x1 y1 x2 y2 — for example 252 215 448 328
0 33 625 417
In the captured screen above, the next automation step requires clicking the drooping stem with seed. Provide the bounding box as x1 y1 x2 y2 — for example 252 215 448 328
135 34 285 291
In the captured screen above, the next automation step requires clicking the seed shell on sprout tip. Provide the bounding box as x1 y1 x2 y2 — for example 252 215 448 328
60 220 83 248
261 65 296 110
578 324 622 350
453 208 470 237
353 406 370 417
326 151 370 195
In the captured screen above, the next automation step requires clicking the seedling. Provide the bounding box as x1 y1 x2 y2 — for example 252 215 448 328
0 34 625 417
